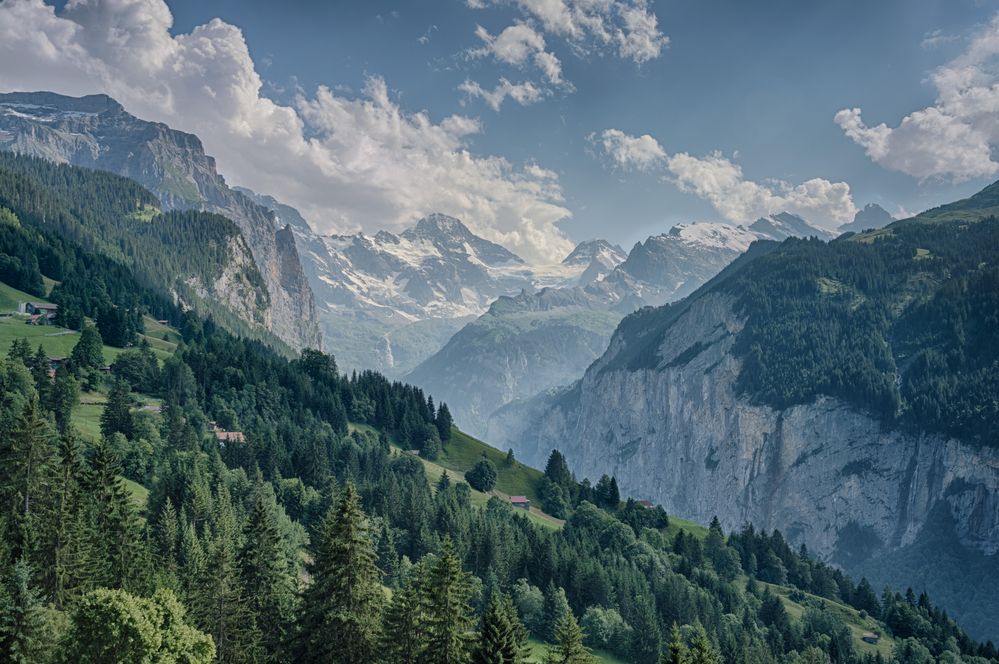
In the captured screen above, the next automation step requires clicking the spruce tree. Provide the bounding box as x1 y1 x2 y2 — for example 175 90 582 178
40 431 90 608
0 395 55 559
194 485 262 664
422 537 475 664
542 583 572 643
239 487 295 662
100 378 134 440
663 624 688 664
85 438 144 591
299 482 383 664
687 623 720 664
543 611 592 664
473 594 523 664
0 558 50 664
382 564 428 664
70 324 104 372
435 403 453 442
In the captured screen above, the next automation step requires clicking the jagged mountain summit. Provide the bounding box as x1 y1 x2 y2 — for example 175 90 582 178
242 192 614 375
838 203 896 234
561 239 628 285
749 211 836 241
0 91 321 351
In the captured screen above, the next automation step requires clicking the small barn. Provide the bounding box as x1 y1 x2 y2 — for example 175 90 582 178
215 431 246 445
509 496 530 511
861 632 879 645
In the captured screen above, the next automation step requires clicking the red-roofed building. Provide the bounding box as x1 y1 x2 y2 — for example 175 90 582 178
637 500 654 508
509 496 530 510
215 431 246 445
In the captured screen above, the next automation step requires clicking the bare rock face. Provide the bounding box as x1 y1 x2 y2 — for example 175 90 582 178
0 91 321 351
490 293 999 561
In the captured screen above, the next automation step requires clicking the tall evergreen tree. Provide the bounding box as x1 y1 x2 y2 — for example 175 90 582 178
688 623 720 664
663 624 688 664
435 403 453 442
543 611 592 664
193 485 262 664
70 324 104 372
382 564 428 664
100 378 134 440
85 438 144 591
239 487 295 662
40 431 89 608
473 594 524 664
299 482 383 664
542 583 572 643
422 537 475 664
0 558 51 664
0 395 54 559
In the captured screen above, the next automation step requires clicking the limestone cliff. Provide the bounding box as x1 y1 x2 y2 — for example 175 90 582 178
489 293 999 563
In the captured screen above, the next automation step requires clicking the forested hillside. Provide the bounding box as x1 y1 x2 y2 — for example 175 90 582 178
0 153 279 348
0 173 996 663
610 208 999 447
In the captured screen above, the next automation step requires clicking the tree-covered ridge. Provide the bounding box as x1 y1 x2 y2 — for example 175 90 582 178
609 194 998 446
0 153 271 332
727 214 998 444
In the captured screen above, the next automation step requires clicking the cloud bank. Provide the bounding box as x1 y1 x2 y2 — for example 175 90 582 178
0 0 574 263
592 129 857 228
836 14 999 182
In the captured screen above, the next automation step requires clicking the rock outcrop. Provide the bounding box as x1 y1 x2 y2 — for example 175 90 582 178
489 293 999 562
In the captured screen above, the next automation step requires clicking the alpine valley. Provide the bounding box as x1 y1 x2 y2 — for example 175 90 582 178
0 67 997 664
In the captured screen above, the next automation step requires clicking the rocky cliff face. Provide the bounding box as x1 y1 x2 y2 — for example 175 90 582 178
0 91 321 350
489 293 999 562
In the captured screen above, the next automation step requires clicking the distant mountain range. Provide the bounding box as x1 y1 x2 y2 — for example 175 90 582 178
407 213 838 437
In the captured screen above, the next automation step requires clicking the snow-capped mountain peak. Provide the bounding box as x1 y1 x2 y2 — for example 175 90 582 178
749 211 835 241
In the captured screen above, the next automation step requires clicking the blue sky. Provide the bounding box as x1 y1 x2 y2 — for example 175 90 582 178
5 0 999 259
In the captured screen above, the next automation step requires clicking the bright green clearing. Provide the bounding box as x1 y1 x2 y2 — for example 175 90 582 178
439 427 546 504
0 315 176 363
526 638 626 664
0 280 49 313
759 581 894 658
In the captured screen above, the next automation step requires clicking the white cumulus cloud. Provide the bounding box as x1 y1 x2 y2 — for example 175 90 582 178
836 14 999 182
473 0 668 64
0 0 574 263
592 129 857 228
459 78 545 110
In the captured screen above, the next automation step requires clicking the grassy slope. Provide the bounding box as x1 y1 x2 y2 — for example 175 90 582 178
348 422 563 531
759 581 894 659
0 280 49 312
0 316 173 364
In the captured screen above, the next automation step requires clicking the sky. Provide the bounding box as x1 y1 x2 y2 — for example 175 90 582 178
2 0 999 263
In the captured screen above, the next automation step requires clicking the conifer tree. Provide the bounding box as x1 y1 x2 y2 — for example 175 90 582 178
70 324 104 372
48 366 79 434
0 558 51 664
194 485 262 664
377 523 402 587
85 438 144 591
100 378 134 440
422 537 475 664
299 482 383 664
544 611 592 664
542 583 572 643
239 487 295 662
40 431 89 608
382 563 428 664
0 395 55 559
473 594 524 664
663 624 688 664
435 403 453 442
687 623 720 664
